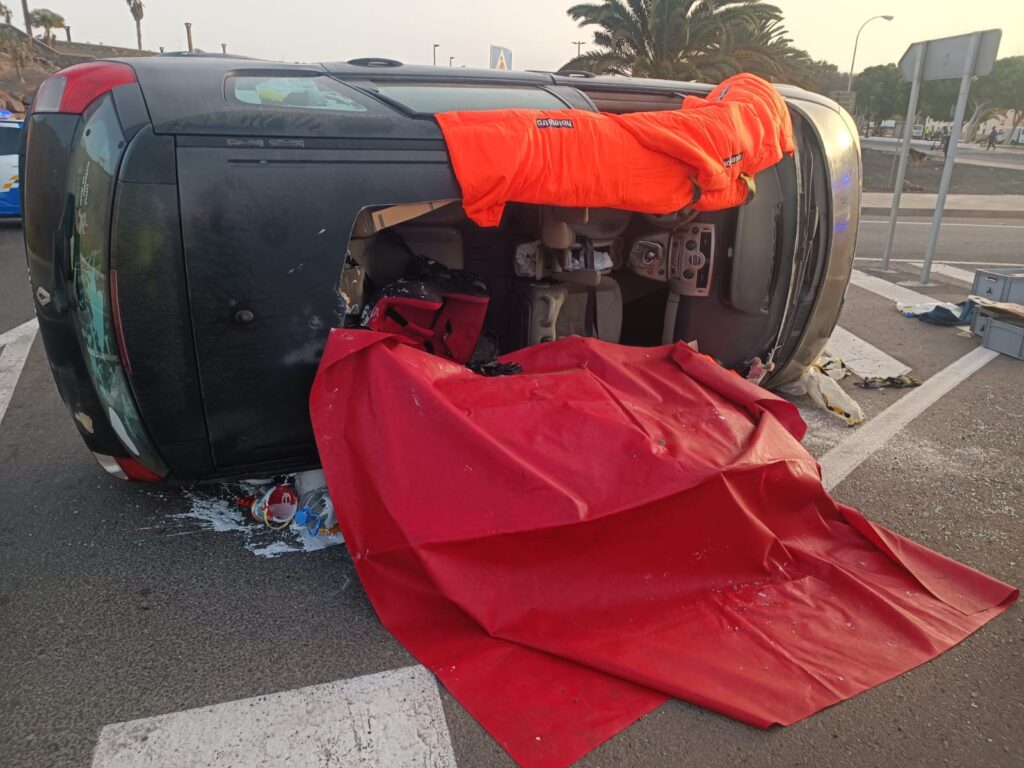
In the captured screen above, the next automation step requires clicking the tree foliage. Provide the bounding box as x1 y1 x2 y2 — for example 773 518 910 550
29 7 64 45
805 59 846 97
561 0 812 85
851 64 907 120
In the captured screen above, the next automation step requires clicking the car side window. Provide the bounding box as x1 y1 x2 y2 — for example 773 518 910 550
231 76 368 112
0 125 19 155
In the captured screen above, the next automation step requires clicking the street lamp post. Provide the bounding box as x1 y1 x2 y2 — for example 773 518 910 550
449 56 455 67
432 43 440 66
572 41 585 57
847 15 894 91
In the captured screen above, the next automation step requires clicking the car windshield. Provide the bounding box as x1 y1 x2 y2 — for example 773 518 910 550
372 84 567 113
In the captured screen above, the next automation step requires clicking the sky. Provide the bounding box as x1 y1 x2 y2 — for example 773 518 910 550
62 0 1024 75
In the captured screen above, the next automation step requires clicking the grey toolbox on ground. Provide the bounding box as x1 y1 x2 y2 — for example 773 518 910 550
971 268 1024 303
981 314 1024 361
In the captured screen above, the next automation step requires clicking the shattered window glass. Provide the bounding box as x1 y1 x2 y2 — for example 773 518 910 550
231 76 368 112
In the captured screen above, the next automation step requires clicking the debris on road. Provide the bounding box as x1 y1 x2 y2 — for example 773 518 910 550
779 355 865 426
897 299 975 326
310 330 1017 768
176 483 344 558
248 483 300 529
857 374 923 389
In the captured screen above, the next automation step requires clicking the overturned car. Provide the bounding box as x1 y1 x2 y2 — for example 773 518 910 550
21 55 860 482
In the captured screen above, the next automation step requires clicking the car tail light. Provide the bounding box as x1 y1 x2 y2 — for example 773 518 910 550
109 269 132 375
91 452 165 482
33 61 137 115
115 457 165 482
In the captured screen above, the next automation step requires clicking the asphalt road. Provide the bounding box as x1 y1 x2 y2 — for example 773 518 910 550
861 137 1024 171
2 218 1022 768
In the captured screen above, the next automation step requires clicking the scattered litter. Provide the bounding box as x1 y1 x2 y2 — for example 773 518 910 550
897 300 974 326
248 483 299 529
857 375 922 389
800 364 865 426
295 485 339 537
744 356 773 385
174 482 344 558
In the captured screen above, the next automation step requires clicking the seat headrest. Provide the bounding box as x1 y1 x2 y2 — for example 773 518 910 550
541 206 586 250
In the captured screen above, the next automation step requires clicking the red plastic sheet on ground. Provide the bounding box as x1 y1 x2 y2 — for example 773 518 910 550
309 331 1017 768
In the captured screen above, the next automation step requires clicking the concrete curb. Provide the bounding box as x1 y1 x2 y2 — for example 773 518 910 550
861 207 1024 220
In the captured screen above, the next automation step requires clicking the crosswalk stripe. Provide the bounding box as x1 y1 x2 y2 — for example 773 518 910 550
826 326 911 379
848 269 939 305
0 318 38 428
91 665 457 768
819 346 999 491
907 262 976 286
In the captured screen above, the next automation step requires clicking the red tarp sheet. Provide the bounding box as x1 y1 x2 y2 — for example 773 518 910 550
310 331 1017 768
435 73 796 227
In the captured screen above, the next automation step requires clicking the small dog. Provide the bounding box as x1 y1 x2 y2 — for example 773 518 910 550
909 149 929 167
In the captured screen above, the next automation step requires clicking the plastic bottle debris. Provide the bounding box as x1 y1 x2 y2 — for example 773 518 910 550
249 483 299 529
295 486 338 537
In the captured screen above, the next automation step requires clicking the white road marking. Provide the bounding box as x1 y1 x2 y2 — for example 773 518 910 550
819 346 999 491
860 219 1024 230
91 665 457 768
848 269 939 305
0 318 38 427
855 258 1024 268
826 326 911 379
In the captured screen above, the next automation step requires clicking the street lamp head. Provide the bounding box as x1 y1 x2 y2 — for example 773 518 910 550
882 15 894 21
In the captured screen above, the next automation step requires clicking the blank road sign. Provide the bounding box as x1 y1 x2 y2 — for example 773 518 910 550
899 29 1001 81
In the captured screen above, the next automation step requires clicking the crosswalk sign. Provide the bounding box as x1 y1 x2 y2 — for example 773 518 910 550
489 45 512 70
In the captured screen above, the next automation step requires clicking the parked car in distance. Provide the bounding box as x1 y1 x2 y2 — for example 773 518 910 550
21 56 861 483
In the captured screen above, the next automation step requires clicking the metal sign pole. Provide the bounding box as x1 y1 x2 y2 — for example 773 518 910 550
881 42 925 272
916 32 981 285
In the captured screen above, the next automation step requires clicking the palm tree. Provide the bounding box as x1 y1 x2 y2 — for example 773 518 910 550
562 0 801 84
29 8 64 45
0 3 13 24
716 18 813 87
126 0 143 51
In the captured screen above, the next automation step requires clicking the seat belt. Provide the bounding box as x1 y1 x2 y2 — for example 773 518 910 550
583 238 600 340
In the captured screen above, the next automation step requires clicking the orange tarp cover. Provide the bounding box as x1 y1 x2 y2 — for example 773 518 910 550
435 73 796 227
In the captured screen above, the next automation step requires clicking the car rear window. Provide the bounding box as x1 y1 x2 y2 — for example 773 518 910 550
372 84 568 113
231 76 368 112
0 125 19 155
69 95 162 468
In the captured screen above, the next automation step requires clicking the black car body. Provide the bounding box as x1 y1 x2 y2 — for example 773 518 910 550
21 56 861 482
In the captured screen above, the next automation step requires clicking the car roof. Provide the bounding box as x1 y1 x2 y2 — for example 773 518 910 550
116 55 838 136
